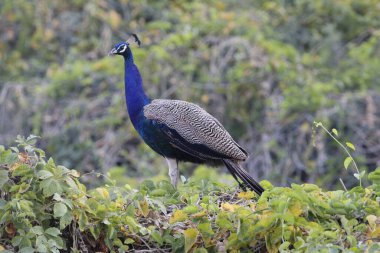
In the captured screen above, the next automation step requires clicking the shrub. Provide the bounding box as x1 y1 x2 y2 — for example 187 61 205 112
0 136 379 252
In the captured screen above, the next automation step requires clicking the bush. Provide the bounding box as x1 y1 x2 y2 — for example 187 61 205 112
0 136 379 252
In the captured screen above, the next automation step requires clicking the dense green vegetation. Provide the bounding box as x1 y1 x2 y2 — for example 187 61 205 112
1 1 380 251
0 136 379 252
1 0 379 189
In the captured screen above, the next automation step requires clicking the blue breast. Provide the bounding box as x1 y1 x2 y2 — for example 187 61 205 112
135 114 175 157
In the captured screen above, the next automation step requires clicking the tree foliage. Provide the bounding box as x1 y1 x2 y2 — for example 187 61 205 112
1 1 380 189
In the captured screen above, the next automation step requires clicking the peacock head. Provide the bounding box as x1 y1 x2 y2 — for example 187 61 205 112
108 34 141 56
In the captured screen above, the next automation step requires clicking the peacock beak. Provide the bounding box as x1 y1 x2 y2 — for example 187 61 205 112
108 48 118 56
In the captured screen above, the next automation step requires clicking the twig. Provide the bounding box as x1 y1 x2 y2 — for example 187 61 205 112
315 122 362 186
339 178 348 192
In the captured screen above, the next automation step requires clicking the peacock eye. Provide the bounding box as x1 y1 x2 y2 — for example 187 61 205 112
118 45 127 53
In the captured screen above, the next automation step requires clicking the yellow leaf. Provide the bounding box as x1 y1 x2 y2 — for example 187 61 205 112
257 210 274 221
139 199 149 217
302 184 320 192
367 215 378 230
0 245 4 250
169 210 188 224
69 170 80 178
115 199 124 209
370 227 380 238
10 162 21 172
184 228 199 253
191 210 207 218
96 187 109 199
346 142 356 151
221 203 241 212
237 191 255 199
289 201 303 216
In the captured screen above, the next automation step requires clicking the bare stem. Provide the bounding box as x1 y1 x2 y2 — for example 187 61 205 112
339 178 348 192
315 122 361 186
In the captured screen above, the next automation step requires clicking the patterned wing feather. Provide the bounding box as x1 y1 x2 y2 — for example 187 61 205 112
143 99 248 160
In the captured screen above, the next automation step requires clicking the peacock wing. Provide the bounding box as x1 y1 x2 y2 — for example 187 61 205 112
143 99 248 161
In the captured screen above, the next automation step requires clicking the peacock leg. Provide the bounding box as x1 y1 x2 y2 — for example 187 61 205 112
165 158 179 187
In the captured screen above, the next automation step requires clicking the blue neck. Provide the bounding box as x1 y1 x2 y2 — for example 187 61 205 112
123 48 150 125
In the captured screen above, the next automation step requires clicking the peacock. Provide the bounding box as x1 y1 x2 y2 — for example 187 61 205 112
109 34 264 195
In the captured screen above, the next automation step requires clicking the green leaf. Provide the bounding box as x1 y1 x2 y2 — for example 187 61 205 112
150 188 167 197
34 148 46 158
89 225 100 240
346 142 355 151
331 128 338 136
25 135 40 145
79 211 88 231
64 177 79 193
60 212 73 229
344 157 353 169
53 203 67 218
194 249 208 253
45 158 56 172
151 230 163 245
45 227 61 237
107 225 115 239
12 164 32 177
149 199 167 214
182 205 199 214
40 178 63 197
354 171 365 180
38 170 54 179
56 165 69 176
52 236 65 249
0 150 17 164
279 241 291 251
30 226 44 235
368 167 380 184
0 169 9 189
183 228 198 253
215 212 233 230
124 238 135 244
198 222 214 236
18 247 35 253
36 235 48 252
0 211 11 225
12 236 23 247
16 236 32 249
368 243 380 253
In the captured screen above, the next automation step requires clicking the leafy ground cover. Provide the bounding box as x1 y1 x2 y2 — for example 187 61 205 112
0 136 379 252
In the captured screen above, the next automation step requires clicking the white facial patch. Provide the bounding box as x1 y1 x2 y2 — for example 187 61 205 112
118 45 127 53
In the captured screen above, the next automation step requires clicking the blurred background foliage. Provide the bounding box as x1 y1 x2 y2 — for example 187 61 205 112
0 0 379 189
